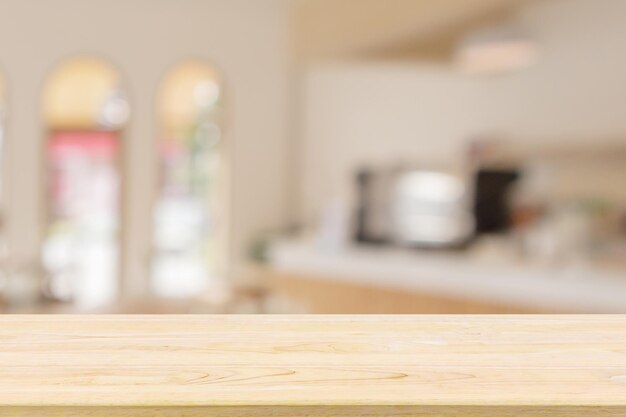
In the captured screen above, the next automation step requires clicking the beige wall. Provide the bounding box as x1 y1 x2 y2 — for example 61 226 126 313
0 0 291 295
299 0 626 223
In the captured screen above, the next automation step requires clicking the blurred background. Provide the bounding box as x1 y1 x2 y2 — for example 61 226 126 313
0 0 625 313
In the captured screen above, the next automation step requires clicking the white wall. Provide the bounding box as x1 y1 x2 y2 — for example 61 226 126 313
299 0 626 223
0 0 291 295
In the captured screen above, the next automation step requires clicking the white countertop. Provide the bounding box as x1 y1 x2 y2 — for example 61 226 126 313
269 239 626 312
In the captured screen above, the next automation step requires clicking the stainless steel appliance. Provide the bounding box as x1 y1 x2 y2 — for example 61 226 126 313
355 166 474 248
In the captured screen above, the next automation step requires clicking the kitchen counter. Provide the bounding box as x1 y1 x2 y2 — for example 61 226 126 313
270 239 626 312
0 315 625 416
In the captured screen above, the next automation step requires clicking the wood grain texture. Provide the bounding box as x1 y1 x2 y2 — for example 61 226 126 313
0 315 625 416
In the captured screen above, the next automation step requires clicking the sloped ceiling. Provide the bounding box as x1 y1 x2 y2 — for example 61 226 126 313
292 0 525 62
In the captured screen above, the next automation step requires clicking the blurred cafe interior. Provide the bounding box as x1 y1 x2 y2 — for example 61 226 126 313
0 0 625 313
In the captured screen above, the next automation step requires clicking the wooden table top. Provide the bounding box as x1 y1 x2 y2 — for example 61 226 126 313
0 315 625 416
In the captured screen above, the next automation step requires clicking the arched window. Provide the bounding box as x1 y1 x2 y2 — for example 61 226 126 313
0 72 6 259
152 60 224 298
0 74 5 206
41 56 130 308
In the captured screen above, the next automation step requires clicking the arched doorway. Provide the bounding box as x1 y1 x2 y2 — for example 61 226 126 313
152 60 226 298
41 55 130 308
